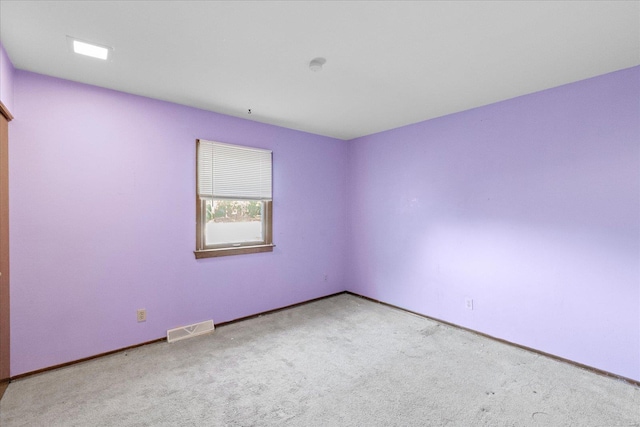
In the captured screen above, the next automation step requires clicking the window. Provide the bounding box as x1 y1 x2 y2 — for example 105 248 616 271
195 139 273 258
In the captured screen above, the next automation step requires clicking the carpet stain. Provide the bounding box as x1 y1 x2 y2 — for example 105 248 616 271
420 324 440 337
531 411 551 422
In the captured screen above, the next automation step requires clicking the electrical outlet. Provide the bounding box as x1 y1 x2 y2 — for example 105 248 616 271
465 298 473 310
137 309 147 322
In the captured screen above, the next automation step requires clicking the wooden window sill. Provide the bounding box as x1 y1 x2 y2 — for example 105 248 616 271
194 244 275 259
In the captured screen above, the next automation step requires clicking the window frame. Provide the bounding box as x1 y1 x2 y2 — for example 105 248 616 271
194 139 274 259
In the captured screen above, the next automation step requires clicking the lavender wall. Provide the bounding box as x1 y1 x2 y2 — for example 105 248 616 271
9 71 348 376
347 66 640 381
0 42 15 112
6 58 639 382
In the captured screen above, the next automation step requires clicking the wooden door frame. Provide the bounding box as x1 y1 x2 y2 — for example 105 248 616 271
0 100 13 399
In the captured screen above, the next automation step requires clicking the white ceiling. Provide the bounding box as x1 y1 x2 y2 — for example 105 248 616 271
1 1 639 140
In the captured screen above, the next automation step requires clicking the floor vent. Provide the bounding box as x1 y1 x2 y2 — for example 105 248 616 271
167 320 215 343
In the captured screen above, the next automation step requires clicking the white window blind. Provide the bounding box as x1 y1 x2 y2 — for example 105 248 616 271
198 139 272 200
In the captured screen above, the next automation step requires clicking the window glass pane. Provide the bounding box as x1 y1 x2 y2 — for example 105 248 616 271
205 199 263 245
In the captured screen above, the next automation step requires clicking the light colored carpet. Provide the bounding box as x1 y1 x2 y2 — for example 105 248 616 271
1 294 638 426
